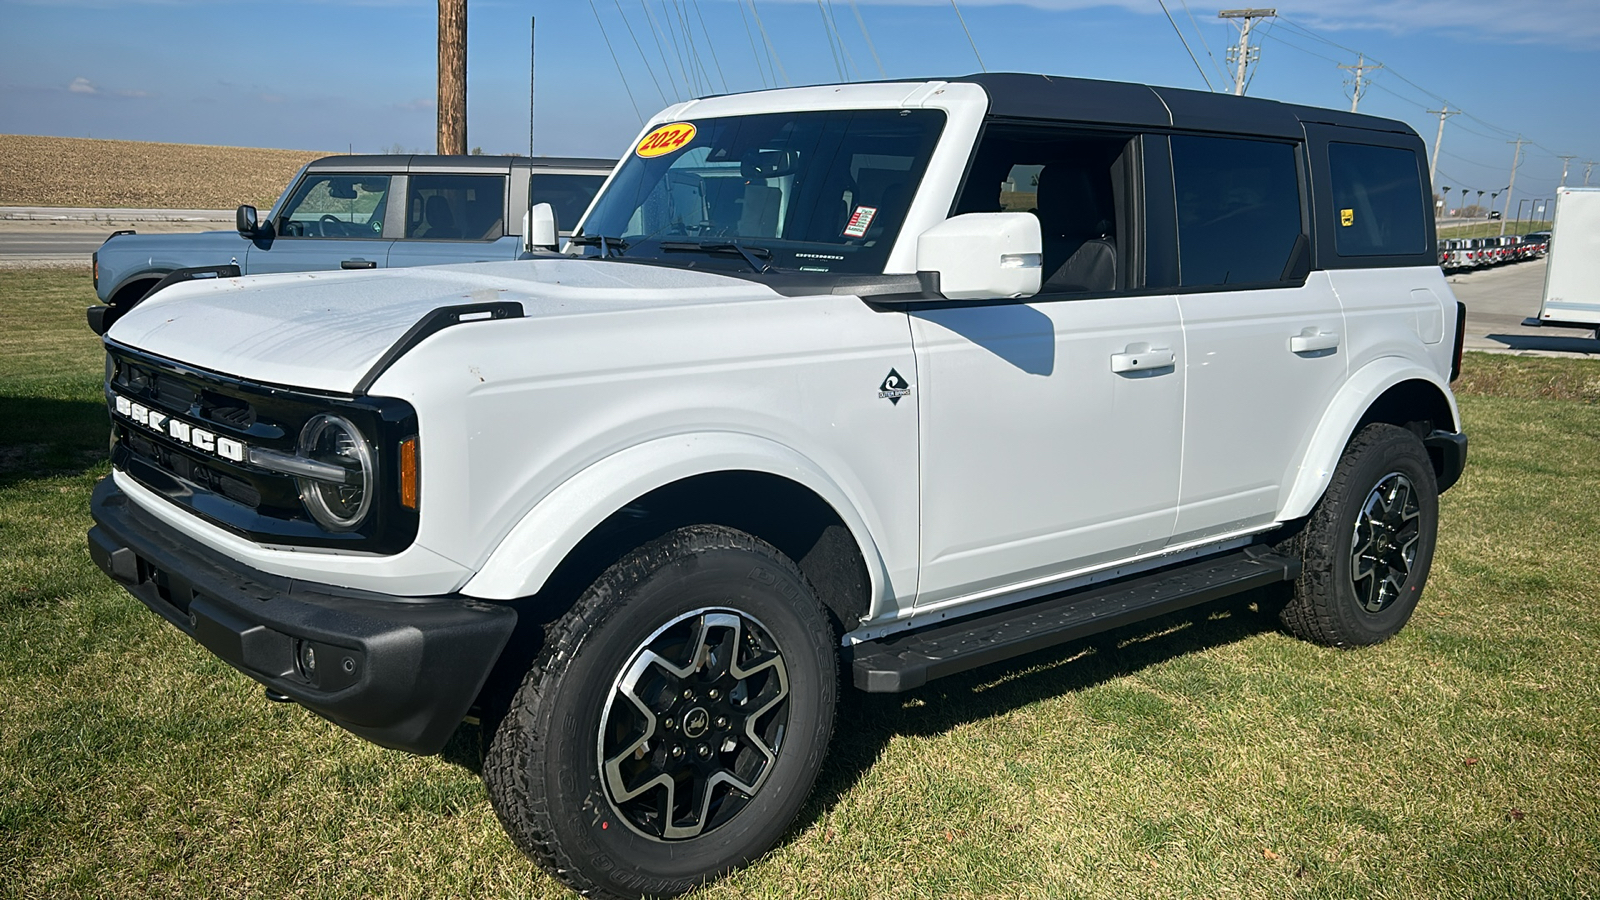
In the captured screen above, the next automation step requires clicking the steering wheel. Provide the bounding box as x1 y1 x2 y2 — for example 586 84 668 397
319 214 345 237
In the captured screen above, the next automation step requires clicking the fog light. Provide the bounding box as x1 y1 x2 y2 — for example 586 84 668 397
297 640 317 678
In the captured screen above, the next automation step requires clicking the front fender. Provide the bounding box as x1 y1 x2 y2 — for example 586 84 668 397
460 432 892 611
1279 357 1461 520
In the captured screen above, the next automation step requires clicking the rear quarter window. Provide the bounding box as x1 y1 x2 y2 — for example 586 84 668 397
1170 134 1303 287
1328 142 1427 257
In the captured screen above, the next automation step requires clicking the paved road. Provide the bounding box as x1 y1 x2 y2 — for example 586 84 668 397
1448 257 1599 357
0 232 108 262
0 206 231 222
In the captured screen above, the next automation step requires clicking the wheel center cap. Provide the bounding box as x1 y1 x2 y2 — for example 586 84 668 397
683 706 710 739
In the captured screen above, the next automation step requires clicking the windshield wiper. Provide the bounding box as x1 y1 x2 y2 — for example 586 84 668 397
568 233 629 257
659 240 774 274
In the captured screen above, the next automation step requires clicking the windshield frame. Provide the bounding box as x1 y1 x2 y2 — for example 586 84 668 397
566 86 990 279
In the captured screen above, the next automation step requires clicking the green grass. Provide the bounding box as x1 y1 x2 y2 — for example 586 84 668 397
2 268 1598 899
1438 219 1552 239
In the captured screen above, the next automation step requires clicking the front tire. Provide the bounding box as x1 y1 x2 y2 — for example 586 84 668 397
483 525 838 899
1281 423 1440 647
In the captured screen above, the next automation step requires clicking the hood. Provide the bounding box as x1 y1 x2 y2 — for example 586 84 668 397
106 259 780 395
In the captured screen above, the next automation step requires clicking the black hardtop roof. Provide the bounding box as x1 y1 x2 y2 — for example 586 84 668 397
306 154 615 171
953 73 1417 139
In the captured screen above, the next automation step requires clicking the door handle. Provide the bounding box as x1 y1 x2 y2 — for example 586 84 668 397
341 258 377 270
1290 328 1340 354
1110 343 1176 374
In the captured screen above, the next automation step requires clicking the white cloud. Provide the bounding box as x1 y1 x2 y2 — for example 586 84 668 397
68 77 97 94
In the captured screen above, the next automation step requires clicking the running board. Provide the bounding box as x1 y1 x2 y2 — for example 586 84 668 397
849 548 1301 692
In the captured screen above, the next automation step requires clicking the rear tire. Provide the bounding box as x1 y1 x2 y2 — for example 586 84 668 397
483 525 838 899
1281 423 1439 647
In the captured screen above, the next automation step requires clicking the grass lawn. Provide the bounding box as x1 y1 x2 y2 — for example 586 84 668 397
2 268 1597 899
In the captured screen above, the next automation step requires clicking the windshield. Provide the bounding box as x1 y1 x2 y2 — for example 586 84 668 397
574 108 946 274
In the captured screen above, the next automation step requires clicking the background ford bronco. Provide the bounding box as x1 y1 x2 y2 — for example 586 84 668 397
90 153 613 322
88 73 1467 899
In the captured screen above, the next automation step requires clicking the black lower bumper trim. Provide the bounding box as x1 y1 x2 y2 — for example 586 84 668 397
88 477 516 755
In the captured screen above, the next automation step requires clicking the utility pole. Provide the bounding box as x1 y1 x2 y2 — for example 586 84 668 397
1557 154 1577 188
528 16 536 157
1501 135 1527 237
1339 53 1383 112
1426 104 1459 188
1218 8 1275 96
438 0 467 156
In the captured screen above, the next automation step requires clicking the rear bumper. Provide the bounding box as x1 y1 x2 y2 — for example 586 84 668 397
1423 430 1469 494
87 477 516 755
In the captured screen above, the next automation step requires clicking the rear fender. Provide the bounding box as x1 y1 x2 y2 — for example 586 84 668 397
1280 358 1461 520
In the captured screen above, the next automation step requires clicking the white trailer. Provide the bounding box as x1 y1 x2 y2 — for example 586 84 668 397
1526 187 1600 338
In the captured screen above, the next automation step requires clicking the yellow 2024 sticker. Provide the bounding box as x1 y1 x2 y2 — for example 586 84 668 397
636 122 697 158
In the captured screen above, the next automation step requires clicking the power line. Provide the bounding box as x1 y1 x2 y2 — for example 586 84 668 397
950 0 986 73
1258 29 1343 67
816 1 846 81
645 1 692 100
1156 0 1214 91
747 0 790 86
825 0 862 80
1177 0 1228 86
734 0 771 89
690 0 730 93
588 0 644 124
639 0 682 101
614 0 669 106
846 0 887 79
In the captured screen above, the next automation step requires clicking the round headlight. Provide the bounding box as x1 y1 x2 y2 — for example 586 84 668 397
296 414 373 532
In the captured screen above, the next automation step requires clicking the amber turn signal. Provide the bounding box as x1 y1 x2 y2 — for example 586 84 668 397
399 437 419 510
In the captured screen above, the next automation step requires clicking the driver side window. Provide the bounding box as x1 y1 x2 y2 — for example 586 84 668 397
277 174 391 238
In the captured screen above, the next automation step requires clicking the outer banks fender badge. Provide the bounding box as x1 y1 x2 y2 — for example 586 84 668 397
636 122 697 158
878 369 911 405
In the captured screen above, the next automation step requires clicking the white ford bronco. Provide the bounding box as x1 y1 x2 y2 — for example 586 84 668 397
88 74 1467 898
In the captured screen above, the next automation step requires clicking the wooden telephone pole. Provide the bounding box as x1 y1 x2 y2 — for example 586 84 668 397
438 0 467 156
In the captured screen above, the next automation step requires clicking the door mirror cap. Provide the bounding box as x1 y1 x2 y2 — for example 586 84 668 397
236 204 259 237
916 213 1042 300
523 202 559 252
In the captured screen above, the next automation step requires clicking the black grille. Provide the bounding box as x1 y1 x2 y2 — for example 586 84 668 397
104 341 420 554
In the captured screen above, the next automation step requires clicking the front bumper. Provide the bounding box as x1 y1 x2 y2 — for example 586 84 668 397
87 477 516 755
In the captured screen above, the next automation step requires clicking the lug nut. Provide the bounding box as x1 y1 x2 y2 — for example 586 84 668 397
708 688 720 700
697 744 710 758
682 689 694 700
664 718 674 730
671 746 684 758
715 716 728 729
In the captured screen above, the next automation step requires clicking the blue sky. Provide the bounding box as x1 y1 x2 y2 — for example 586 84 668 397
3 0 1596 205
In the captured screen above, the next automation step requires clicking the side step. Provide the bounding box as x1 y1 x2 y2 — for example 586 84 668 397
849 548 1301 692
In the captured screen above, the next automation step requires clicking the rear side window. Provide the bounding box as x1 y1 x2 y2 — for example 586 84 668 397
1327 142 1426 257
406 174 506 240
1171 135 1302 287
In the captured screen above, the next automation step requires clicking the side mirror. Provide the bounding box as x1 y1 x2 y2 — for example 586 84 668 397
236 204 259 237
916 213 1042 300
523 202 559 252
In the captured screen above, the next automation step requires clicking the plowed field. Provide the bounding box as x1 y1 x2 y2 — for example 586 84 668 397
0 134 329 209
